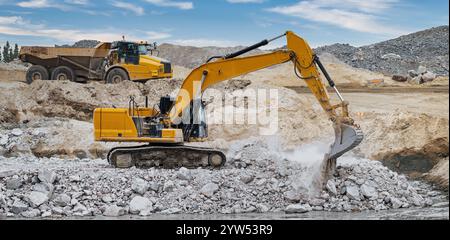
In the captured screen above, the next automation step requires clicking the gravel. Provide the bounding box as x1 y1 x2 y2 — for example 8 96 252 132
0 137 447 218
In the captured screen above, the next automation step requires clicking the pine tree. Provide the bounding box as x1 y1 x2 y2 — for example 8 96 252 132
0 47 2 62
13 43 19 60
8 49 13 62
2 41 10 62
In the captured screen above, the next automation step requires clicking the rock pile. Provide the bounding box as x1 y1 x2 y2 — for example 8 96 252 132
0 138 445 219
55 40 101 48
315 26 449 76
392 65 437 84
158 43 265 69
0 60 29 71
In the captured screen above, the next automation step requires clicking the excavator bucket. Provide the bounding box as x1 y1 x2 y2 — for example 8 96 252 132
319 123 364 184
330 123 364 160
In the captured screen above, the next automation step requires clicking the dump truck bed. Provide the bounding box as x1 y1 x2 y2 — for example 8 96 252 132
19 42 111 60
19 42 112 81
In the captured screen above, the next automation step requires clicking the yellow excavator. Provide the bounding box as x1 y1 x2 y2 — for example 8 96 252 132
93 31 363 178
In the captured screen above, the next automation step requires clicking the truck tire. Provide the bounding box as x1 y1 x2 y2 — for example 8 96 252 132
51 66 75 81
26 65 49 84
106 68 129 84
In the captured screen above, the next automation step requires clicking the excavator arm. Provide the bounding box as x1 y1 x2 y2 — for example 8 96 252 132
170 31 350 123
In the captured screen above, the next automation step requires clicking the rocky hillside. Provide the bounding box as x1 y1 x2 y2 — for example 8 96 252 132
315 26 449 76
157 44 265 69
55 40 100 48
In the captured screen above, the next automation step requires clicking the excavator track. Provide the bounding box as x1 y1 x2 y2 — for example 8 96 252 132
107 144 226 169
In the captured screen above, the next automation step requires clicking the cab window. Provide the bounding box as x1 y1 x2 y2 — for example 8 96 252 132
118 43 139 65
138 45 148 55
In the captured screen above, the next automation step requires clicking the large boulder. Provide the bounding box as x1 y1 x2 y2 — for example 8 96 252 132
422 72 436 82
417 65 427 74
360 184 378 199
129 196 152 214
27 191 49 207
176 167 192 181
6 178 22 190
53 193 71 207
38 169 57 184
285 204 311 213
392 75 408 82
200 183 219 197
131 177 148 195
11 200 29 214
345 185 361 200
326 180 337 195
103 205 126 217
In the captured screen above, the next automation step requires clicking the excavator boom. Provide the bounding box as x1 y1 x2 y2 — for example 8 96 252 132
93 31 364 183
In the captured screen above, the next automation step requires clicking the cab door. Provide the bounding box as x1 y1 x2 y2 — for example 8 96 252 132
118 43 139 65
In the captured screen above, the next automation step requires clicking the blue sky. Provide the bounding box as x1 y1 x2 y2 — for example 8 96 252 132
0 0 448 48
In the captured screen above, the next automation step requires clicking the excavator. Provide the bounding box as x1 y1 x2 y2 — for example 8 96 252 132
93 31 363 180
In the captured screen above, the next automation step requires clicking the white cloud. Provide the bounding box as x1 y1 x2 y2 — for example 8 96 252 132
145 0 193 10
168 38 239 47
64 0 89 5
0 16 29 25
307 0 398 13
111 1 145 16
267 0 406 36
145 31 172 40
17 0 71 10
17 0 51 8
227 0 265 3
0 15 171 43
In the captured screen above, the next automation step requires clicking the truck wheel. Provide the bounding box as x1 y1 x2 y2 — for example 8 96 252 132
26 65 49 84
106 68 129 84
51 66 75 81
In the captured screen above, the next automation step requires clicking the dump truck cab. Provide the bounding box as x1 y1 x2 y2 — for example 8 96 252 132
107 41 172 82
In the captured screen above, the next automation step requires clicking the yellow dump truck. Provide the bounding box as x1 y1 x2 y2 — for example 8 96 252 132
19 41 173 84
